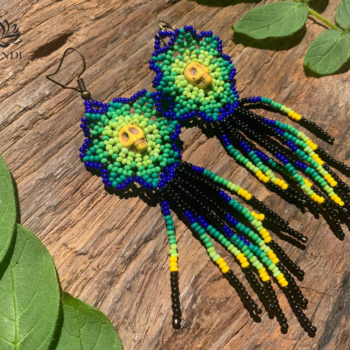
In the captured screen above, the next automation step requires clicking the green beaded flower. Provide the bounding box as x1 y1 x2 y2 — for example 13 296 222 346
150 26 239 122
80 91 181 190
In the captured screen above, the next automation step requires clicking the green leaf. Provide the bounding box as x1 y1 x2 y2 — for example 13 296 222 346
0 225 60 350
55 292 123 350
336 0 350 30
0 154 17 266
233 1 309 39
304 30 350 75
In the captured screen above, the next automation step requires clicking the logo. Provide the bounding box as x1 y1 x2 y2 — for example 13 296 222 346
0 20 21 48
1 20 22 60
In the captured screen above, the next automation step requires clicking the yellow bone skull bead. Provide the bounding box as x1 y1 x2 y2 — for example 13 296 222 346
184 62 213 89
118 124 148 153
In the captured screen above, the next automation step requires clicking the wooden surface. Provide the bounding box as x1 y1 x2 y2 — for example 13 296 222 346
1 0 350 349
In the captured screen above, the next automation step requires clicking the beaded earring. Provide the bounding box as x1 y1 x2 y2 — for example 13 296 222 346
151 22 350 239
47 47 316 335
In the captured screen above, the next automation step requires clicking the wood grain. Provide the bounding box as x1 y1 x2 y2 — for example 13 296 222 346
1 0 350 349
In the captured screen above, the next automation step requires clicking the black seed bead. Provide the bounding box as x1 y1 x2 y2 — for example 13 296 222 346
225 269 261 315
299 117 334 144
323 164 350 198
264 281 288 331
277 263 308 308
317 147 350 176
172 315 182 329
250 196 289 226
245 268 272 313
283 284 316 334
269 241 305 280
168 270 183 329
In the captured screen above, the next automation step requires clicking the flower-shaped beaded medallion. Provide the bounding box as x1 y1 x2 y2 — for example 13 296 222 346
80 90 182 191
150 25 239 123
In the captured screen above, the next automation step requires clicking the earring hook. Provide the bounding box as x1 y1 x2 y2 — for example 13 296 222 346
156 20 175 47
46 47 91 100
158 20 175 31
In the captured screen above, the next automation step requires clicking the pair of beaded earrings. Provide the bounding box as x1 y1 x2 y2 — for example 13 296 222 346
47 22 349 336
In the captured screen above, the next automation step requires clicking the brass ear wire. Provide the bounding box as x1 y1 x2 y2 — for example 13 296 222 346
156 20 175 47
158 20 175 31
46 47 92 100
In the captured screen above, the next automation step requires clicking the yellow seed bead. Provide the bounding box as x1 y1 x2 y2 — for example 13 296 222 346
281 281 289 287
279 279 286 285
222 266 230 273
319 197 325 204
219 262 227 269
303 178 312 187
216 257 224 265
277 273 284 281
262 275 270 282
246 193 252 200
340 201 345 206
237 188 243 195
272 258 280 264
331 194 337 200
236 253 244 260
295 114 302 121
258 268 266 273
263 176 270 183
282 184 288 190
170 267 178 272
259 174 265 181
330 181 338 187
264 236 272 243
335 197 341 204
256 171 262 177
241 190 248 197
288 111 294 117
259 214 265 221
170 256 178 262
324 174 331 180
241 262 249 268
170 262 177 268
274 178 280 185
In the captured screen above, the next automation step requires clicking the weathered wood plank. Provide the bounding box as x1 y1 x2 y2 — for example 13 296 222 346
0 0 349 349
